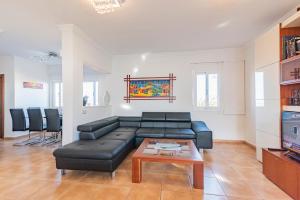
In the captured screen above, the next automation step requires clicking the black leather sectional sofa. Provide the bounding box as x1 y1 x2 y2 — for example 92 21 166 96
53 112 212 173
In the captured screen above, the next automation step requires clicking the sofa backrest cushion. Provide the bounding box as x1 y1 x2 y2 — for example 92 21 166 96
140 112 191 128
119 116 141 127
77 116 119 132
142 112 165 121
141 121 191 128
165 112 191 122
79 122 120 140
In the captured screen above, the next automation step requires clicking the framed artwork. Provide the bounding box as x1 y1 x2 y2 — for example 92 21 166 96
124 74 176 103
23 82 43 89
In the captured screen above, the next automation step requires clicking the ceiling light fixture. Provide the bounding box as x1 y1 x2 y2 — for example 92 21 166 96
91 0 125 14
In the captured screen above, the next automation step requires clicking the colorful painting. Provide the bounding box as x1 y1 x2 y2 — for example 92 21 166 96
124 74 176 103
23 82 43 89
129 80 170 97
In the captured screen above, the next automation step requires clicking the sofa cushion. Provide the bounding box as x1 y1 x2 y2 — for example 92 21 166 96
114 127 138 132
101 131 135 143
79 122 119 140
53 139 127 160
136 128 165 138
119 116 141 127
165 112 191 122
77 116 119 132
164 128 196 139
141 121 166 128
164 122 192 129
141 121 191 129
142 112 165 121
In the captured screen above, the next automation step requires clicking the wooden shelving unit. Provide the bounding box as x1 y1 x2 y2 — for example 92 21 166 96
263 8 300 200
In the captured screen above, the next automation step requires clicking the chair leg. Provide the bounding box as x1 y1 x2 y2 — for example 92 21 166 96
28 131 31 139
61 169 66 176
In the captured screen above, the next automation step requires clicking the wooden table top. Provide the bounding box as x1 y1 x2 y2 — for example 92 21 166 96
132 138 203 164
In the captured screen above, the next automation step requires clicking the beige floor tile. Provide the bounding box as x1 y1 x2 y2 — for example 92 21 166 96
161 191 194 200
204 177 225 196
127 184 161 200
0 139 294 200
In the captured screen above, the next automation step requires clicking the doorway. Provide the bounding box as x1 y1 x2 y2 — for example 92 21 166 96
0 74 4 138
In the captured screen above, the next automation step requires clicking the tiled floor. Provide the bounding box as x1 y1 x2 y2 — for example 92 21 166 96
0 139 293 200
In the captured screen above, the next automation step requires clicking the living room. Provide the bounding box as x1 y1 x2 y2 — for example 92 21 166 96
0 0 300 200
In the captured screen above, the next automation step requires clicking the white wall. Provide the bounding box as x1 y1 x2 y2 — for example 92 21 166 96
0 56 15 137
111 49 246 141
14 56 49 109
60 24 112 145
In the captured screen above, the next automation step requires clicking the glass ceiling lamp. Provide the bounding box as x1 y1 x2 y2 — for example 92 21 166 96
91 0 125 14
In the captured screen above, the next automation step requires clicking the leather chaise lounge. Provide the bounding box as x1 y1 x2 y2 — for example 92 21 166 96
53 112 212 174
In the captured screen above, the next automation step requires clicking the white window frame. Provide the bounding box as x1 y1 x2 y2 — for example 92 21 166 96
193 70 221 111
83 81 99 107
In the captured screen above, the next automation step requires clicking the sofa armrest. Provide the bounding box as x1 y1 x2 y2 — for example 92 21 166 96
192 121 213 149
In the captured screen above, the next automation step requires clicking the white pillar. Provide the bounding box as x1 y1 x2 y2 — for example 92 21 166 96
60 25 82 145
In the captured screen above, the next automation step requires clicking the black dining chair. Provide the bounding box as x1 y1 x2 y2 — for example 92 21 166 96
44 109 62 142
27 108 46 138
9 109 28 132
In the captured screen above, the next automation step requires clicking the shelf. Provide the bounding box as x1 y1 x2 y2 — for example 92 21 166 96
281 54 300 64
283 105 300 112
282 10 300 28
280 80 300 85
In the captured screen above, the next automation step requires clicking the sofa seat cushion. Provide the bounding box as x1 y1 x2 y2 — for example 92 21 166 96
101 131 135 143
53 139 126 160
114 127 138 132
136 128 164 138
164 128 196 139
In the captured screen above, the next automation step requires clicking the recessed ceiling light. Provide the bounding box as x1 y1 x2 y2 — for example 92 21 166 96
217 21 231 29
91 0 126 14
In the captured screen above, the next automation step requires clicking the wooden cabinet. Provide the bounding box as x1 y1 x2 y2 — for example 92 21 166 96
263 149 300 200
298 170 300 200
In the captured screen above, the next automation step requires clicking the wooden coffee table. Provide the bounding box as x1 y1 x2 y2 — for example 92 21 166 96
132 138 203 189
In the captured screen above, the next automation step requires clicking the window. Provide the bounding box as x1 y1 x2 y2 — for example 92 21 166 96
53 82 63 107
255 72 264 107
196 73 219 109
83 81 99 107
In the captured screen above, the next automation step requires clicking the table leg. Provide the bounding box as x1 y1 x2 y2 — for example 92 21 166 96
132 158 142 183
193 162 203 189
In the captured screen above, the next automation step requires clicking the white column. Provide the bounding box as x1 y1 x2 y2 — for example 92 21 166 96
60 25 82 145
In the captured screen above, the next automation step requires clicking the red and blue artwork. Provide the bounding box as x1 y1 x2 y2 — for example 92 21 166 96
129 80 170 97
124 74 176 103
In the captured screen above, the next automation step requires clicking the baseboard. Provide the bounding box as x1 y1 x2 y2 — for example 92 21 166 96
243 141 256 150
213 139 256 149
213 139 244 144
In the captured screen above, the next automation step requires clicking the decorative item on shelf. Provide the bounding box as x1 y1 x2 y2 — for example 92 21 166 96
123 74 176 103
287 39 296 58
104 91 111 106
289 89 300 105
296 38 300 55
23 82 43 89
282 35 300 59
290 68 300 80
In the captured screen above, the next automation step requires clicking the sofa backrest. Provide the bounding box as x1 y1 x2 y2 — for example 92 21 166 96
78 116 119 140
141 112 191 128
119 116 141 127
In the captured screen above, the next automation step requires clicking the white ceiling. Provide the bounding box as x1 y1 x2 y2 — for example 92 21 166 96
0 0 299 58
